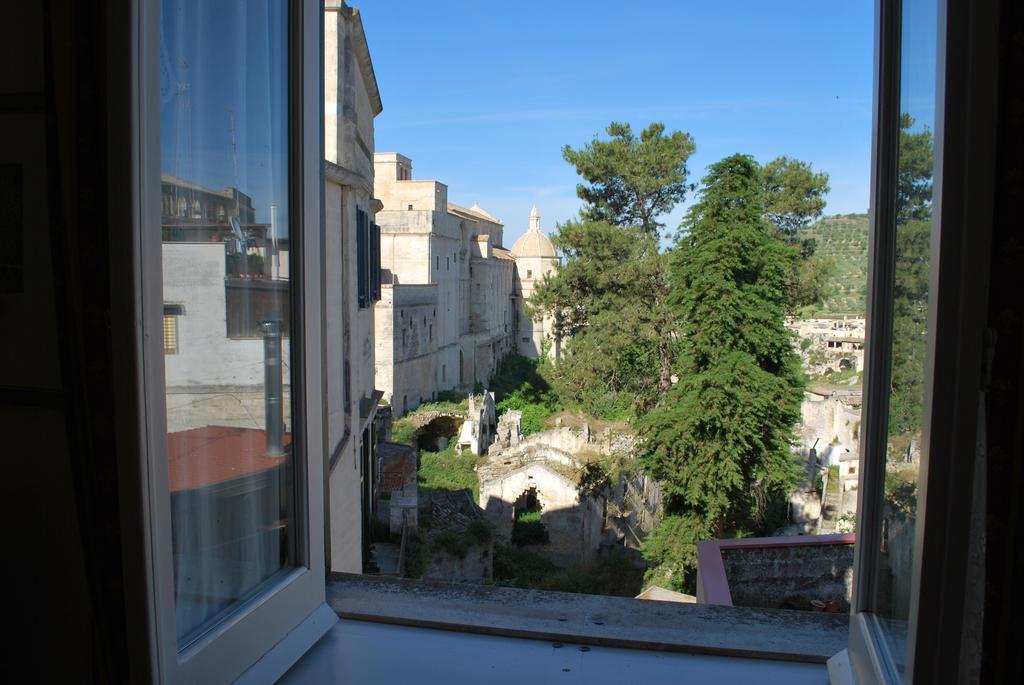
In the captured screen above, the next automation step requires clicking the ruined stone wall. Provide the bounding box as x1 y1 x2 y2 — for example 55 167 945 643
797 392 861 464
423 542 493 584
478 423 649 566
478 462 605 567
720 543 855 611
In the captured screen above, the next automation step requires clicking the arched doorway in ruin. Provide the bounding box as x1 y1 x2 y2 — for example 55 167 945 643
416 414 461 452
511 486 549 546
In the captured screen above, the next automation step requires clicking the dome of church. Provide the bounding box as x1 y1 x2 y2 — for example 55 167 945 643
511 206 556 258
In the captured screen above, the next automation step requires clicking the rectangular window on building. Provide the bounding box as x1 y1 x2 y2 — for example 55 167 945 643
163 315 178 354
163 304 184 354
357 208 368 308
371 222 381 301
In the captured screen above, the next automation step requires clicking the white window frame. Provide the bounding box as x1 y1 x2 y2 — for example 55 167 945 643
134 1 335 682
846 0 997 682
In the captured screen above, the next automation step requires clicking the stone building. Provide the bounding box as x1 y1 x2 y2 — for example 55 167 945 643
786 317 866 376
511 206 560 359
372 153 521 415
323 0 385 573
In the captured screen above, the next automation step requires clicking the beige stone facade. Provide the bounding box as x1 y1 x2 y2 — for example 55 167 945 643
511 206 560 359
373 153 524 415
323 1 383 573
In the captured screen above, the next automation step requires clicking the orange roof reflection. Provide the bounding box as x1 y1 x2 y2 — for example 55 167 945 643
167 426 290 493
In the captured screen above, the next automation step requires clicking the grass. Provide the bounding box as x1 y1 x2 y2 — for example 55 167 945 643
510 509 550 547
390 398 470 446
810 365 863 388
827 465 840 500
418 441 483 500
490 355 563 436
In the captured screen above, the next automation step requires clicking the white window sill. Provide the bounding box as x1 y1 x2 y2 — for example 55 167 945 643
318 573 847 663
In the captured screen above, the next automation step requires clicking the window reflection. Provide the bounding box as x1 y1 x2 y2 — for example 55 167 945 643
159 0 294 646
873 0 936 673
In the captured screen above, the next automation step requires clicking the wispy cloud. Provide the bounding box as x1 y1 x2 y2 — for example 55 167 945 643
377 98 814 131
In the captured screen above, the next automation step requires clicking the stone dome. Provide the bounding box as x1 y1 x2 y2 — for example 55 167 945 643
511 206 556 258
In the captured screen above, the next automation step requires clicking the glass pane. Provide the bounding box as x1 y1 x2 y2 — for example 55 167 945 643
872 0 936 673
159 0 294 647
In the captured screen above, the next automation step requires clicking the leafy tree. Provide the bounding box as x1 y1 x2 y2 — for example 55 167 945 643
896 114 934 225
889 114 934 437
640 154 804 588
638 514 706 592
533 122 695 413
562 121 695 236
760 156 832 311
761 156 831 235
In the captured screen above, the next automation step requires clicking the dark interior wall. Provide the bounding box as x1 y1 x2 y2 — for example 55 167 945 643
983 0 1024 680
1 1 95 679
5 1 143 681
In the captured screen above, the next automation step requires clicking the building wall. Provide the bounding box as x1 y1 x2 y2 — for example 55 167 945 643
478 463 605 568
375 284 439 412
513 253 559 358
162 242 294 433
373 155 516 416
323 0 382 573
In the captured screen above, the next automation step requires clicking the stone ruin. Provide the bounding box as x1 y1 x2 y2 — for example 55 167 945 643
476 420 660 568
419 489 493 584
455 391 496 455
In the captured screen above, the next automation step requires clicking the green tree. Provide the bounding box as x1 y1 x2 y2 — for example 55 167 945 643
761 156 831 235
760 156 832 311
640 154 804 589
562 122 696 236
896 114 934 225
889 115 934 436
533 122 695 413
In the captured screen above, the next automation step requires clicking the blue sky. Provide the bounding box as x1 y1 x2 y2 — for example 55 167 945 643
360 0 874 247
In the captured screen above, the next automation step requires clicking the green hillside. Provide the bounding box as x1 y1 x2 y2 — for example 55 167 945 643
800 213 869 317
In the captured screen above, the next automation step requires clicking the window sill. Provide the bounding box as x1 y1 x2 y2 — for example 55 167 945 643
325 573 847 664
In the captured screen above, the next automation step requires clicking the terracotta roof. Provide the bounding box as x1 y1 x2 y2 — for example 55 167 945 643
167 426 289 493
377 442 417 494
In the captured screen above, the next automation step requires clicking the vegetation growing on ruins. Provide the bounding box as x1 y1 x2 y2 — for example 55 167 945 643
492 544 644 597
510 509 550 547
417 439 484 500
489 354 562 435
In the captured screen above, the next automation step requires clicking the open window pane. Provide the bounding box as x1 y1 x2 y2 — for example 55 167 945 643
159 0 294 647
871 0 937 673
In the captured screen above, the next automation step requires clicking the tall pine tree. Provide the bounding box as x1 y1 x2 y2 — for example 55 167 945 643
640 154 805 591
532 122 695 414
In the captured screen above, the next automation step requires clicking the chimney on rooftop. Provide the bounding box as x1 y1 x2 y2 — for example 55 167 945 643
262 320 284 456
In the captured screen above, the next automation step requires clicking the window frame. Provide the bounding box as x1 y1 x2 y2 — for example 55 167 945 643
847 0 998 682
135 1 335 683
